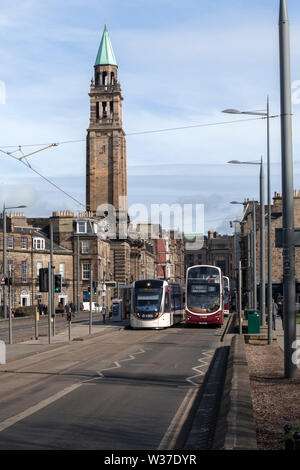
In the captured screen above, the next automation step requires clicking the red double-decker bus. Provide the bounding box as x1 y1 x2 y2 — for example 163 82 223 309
185 265 224 326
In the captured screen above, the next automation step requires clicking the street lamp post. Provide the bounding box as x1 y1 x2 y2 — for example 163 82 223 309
230 158 265 324
2 204 27 321
279 0 297 379
223 101 273 336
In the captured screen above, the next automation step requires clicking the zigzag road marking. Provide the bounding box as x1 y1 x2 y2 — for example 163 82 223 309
96 348 146 379
186 350 214 386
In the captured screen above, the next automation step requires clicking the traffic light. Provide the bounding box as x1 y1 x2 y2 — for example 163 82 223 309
39 268 49 292
93 281 97 295
88 285 91 295
54 274 62 293
67 311 72 322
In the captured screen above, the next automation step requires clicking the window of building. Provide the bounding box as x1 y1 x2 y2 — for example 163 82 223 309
102 71 108 86
82 263 91 280
59 263 65 280
22 261 27 282
37 261 43 276
7 236 14 249
8 260 13 277
33 238 45 250
21 237 28 249
102 102 107 119
82 240 90 254
77 222 87 234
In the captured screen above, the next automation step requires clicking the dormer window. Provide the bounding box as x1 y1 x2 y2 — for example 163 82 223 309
77 221 87 234
33 238 45 250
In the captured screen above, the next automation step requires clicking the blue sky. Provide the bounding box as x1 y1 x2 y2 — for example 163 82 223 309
0 0 300 233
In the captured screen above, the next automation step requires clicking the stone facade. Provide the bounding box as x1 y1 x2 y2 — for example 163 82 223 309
0 213 73 312
240 191 300 303
185 231 235 281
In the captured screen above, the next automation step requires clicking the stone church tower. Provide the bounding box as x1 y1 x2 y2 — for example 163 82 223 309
86 25 127 220
86 26 131 285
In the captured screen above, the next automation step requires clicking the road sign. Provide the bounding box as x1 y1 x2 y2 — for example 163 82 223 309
0 274 7 285
105 281 117 287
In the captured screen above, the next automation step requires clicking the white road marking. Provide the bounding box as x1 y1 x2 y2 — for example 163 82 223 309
0 383 82 432
158 387 198 450
97 348 146 378
186 350 214 386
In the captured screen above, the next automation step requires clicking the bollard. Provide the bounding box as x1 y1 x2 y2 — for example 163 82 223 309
0 341 6 364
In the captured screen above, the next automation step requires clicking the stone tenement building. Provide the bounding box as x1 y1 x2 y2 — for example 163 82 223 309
0 26 185 314
239 191 300 304
0 211 157 313
185 231 235 281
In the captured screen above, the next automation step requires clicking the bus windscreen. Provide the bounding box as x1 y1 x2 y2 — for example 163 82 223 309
187 267 221 314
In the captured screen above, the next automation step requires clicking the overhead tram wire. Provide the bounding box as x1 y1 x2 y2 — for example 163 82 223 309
0 114 279 209
0 148 85 208
0 115 279 149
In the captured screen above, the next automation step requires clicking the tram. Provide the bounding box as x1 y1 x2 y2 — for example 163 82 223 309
185 265 224 326
223 276 231 316
130 279 184 329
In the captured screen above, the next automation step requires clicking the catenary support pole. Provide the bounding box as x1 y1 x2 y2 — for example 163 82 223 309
279 0 297 378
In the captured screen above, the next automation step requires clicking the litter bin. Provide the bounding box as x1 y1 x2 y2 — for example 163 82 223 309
248 310 260 334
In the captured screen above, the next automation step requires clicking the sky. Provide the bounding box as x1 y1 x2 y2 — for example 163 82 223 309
1 0 300 234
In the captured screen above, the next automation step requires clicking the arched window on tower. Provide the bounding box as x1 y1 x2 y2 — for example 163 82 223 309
96 102 100 119
102 102 107 119
102 72 108 87
110 101 114 119
111 72 115 85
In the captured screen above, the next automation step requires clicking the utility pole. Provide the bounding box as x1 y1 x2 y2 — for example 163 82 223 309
50 221 55 336
89 270 93 335
279 0 297 378
260 158 266 325
267 97 273 345
77 235 80 313
48 261 52 344
2 206 7 320
252 202 257 310
239 260 243 334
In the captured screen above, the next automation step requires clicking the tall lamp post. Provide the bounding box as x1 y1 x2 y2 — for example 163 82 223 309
228 160 266 325
279 0 297 378
231 201 257 311
223 103 273 337
2 204 27 320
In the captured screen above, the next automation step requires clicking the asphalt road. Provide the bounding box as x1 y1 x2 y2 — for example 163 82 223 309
0 323 223 450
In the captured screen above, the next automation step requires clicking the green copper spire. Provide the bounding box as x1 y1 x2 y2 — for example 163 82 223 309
95 25 117 66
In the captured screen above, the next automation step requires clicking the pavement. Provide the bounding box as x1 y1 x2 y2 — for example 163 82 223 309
1 318 130 364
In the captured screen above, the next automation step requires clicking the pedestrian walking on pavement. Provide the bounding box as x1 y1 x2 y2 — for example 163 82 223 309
277 299 284 329
101 306 107 324
272 298 278 330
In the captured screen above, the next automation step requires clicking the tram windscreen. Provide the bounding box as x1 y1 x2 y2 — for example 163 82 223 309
187 267 221 313
134 287 163 317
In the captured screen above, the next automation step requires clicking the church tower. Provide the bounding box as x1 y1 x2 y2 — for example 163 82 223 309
86 26 127 218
